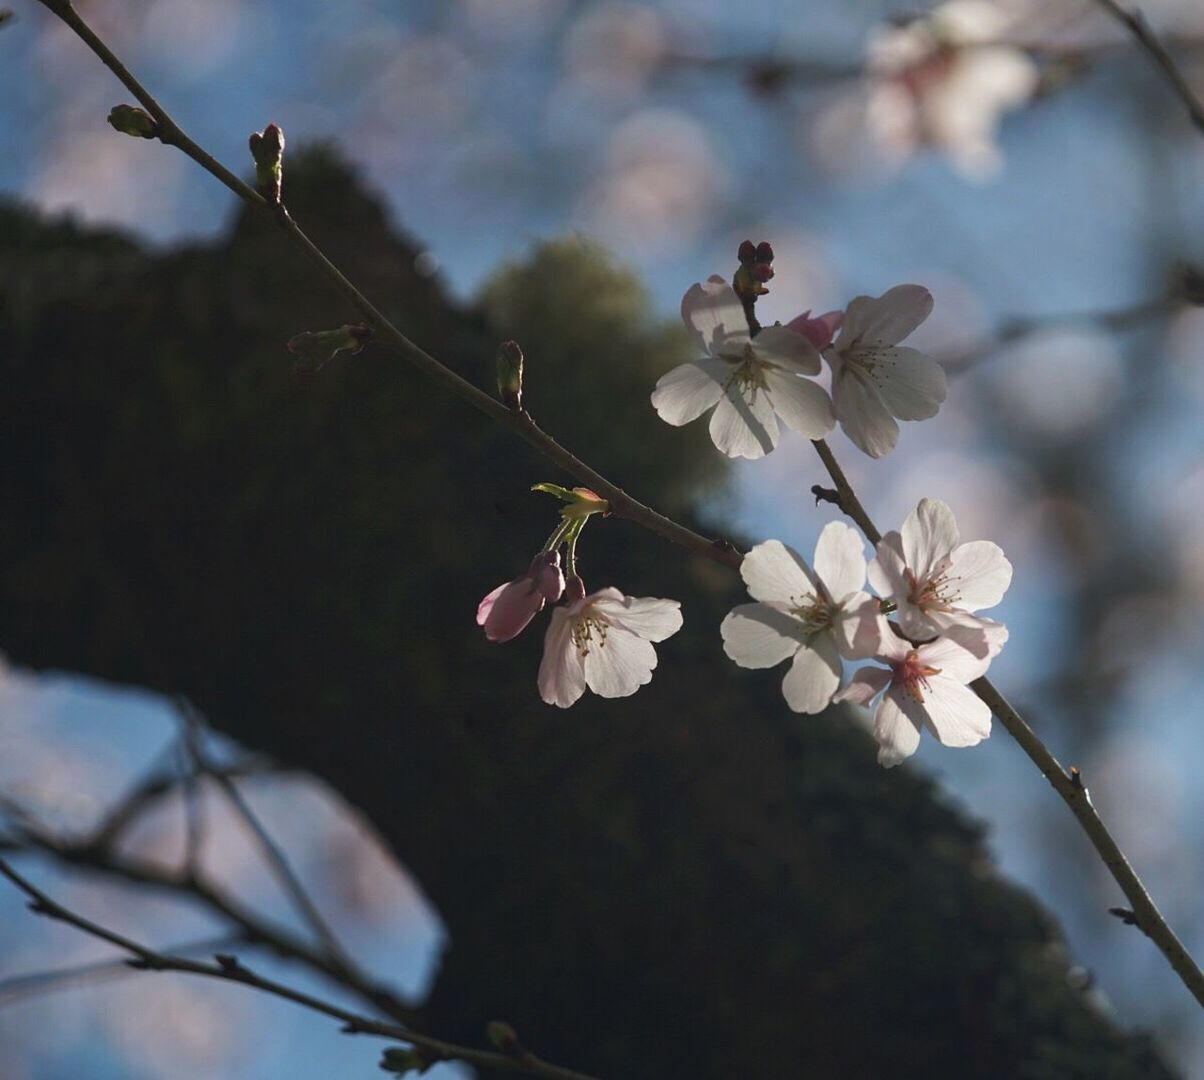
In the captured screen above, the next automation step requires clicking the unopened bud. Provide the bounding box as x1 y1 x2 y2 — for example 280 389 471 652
737 239 757 263
249 123 285 203
108 104 158 140
486 1021 524 1056
496 340 524 411
755 240 774 263
287 323 372 375
751 261 774 283
379 1046 437 1075
564 575 587 605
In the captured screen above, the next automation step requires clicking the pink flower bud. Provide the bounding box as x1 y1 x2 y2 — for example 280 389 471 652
786 308 844 350
737 239 757 263
751 261 774 283
563 574 587 605
529 550 565 603
477 577 546 643
754 240 774 263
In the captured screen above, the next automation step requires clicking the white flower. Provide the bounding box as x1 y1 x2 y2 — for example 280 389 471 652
538 587 682 708
869 497 1011 654
652 276 835 459
866 0 1039 178
825 284 947 458
835 630 1001 767
720 524 876 714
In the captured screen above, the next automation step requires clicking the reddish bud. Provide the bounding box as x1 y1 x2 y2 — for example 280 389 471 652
751 262 774 283
737 239 757 263
755 240 774 263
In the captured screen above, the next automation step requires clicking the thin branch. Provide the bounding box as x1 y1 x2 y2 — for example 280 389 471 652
30 0 1204 1014
1092 0 1204 134
176 701 350 966
0 857 600 1080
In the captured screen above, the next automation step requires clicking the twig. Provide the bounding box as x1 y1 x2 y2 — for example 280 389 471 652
176 701 349 966
1092 0 1204 134
0 857 600 1080
30 0 1204 1013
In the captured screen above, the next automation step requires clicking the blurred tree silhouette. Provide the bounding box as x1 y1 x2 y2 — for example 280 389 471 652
0 148 1176 1077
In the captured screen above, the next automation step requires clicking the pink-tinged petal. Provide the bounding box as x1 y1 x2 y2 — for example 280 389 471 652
583 626 658 699
591 595 683 643
944 540 1012 611
781 634 842 714
834 664 891 706
762 369 835 439
874 691 923 767
812 521 867 602
752 324 822 375
917 675 992 748
708 385 779 459
914 635 993 683
478 578 546 642
721 603 804 669
832 369 899 458
538 607 586 708
901 498 959 584
650 359 727 426
831 594 883 659
740 539 818 605
836 284 933 349
867 532 908 603
786 309 843 351
865 345 947 421
680 276 749 357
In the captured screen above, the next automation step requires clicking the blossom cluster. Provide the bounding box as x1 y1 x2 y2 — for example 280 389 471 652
721 500 1010 766
476 247 1014 770
651 274 946 459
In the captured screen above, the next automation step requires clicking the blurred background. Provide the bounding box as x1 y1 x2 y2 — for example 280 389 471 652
2 0 1204 1076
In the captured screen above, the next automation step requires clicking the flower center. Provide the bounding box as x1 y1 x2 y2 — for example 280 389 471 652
721 344 770 402
904 565 960 612
571 612 608 656
891 648 942 703
789 594 832 636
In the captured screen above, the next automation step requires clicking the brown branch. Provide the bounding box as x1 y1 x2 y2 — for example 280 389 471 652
0 857 600 1080
1092 0 1204 134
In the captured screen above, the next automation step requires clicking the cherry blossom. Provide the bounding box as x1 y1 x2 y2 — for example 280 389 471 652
825 284 947 458
786 309 843 351
538 584 682 708
869 497 1012 653
477 551 565 643
651 276 834 459
720 525 877 714
835 628 1002 767
866 0 1039 177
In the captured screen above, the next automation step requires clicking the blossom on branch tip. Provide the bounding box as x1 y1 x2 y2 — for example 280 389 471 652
651 276 834 459
538 587 682 707
868 496 1011 654
720 525 876 714
825 284 946 458
835 629 1001 767
477 551 565 643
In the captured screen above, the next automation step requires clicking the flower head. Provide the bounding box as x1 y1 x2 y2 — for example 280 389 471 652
538 587 682 707
835 628 1002 767
868 497 1011 653
651 276 835 459
825 284 947 458
720 525 877 713
477 551 565 643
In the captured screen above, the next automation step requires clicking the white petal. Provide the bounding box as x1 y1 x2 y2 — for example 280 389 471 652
752 324 821 375
832 368 899 458
865 345 947 421
583 625 658 699
874 691 923 767
900 498 959 584
762 369 835 439
680 276 749 357
721 603 804 669
867 532 908 603
914 635 992 683
538 607 587 708
740 539 817 605
708 384 779 459
944 540 1012 611
650 360 725 426
591 594 683 643
834 664 891 706
836 284 933 349
831 593 880 659
932 615 1009 660
812 521 867 602
781 634 842 714
917 675 992 748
